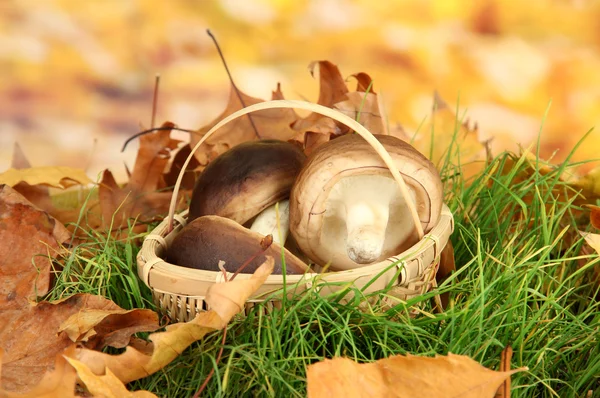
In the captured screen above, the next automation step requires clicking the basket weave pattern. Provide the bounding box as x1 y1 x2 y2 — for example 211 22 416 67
137 206 453 322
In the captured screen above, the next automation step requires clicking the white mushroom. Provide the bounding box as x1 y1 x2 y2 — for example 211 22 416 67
289 134 443 271
249 199 290 245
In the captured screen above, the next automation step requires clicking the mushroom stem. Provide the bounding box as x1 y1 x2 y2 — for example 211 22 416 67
345 202 389 264
249 200 290 245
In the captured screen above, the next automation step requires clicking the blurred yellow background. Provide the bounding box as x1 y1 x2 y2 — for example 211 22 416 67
1 0 599 182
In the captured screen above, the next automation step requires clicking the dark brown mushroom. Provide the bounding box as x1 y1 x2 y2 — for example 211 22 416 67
188 140 306 225
167 215 310 275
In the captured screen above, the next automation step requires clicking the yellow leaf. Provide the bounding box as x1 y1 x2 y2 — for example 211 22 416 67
65 357 157 398
580 231 600 254
0 167 93 189
306 353 527 398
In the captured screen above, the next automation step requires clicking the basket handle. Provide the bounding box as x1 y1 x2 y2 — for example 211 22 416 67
167 99 425 241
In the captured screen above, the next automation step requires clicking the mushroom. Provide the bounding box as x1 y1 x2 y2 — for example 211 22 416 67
188 139 305 244
166 215 309 275
289 134 443 271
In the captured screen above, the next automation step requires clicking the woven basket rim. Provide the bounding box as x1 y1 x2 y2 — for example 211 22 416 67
137 204 454 298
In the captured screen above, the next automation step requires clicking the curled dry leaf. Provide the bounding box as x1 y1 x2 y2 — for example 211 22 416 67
306 353 527 398
58 302 159 350
73 258 274 384
0 346 78 398
65 357 158 398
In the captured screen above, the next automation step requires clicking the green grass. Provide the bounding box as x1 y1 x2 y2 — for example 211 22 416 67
48 136 600 397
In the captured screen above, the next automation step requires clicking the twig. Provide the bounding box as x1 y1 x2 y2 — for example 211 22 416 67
121 126 198 152
206 29 261 138
496 345 513 398
192 328 228 398
230 234 273 281
151 74 160 129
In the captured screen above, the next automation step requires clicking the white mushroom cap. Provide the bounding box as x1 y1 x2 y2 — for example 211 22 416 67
289 134 442 271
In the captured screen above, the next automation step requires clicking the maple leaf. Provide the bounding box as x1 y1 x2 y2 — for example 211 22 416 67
409 92 488 181
0 294 159 394
190 84 298 167
306 353 527 398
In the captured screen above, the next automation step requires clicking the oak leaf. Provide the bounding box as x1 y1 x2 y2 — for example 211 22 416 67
190 84 297 167
306 353 527 398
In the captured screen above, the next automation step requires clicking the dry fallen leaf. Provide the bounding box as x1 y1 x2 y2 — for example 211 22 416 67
333 73 385 136
0 166 93 189
190 84 297 167
58 301 159 350
72 258 275 384
0 185 70 310
306 353 527 398
411 92 487 180
66 357 158 398
0 294 158 393
585 204 600 229
580 231 600 254
0 346 78 398
10 143 54 212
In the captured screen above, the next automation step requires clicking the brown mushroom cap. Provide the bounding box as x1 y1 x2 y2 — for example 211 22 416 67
166 215 310 275
188 140 306 224
289 134 443 271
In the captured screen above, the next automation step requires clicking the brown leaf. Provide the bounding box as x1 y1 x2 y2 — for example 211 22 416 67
495 346 513 398
291 61 349 145
129 121 180 193
0 185 70 311
585 204 600 229
306 353 527 398
190 85 297 167
0 294 156 394
73 259 274 384
436 241 456 309
334 91 385 135
0 346 78 398
58 304 159 350
65 356 158 398
98 169 179 231
98 122 186 230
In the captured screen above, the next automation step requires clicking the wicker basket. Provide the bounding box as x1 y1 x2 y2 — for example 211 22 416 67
135 100 454 322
